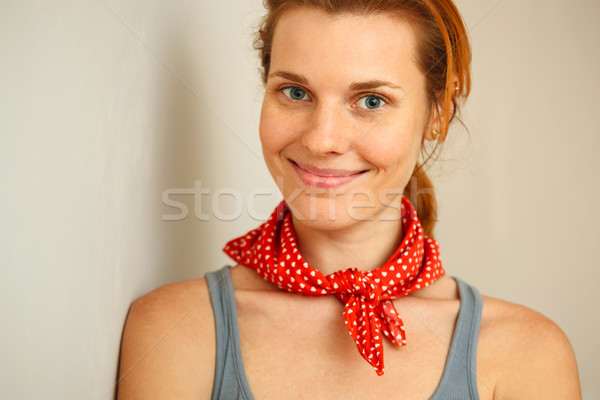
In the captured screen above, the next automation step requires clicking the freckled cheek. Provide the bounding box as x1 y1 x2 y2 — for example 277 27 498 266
259 104 303 153
361 126 421 170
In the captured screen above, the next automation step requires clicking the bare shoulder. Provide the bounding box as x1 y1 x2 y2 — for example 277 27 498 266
117 277 216 399
478 294 581 400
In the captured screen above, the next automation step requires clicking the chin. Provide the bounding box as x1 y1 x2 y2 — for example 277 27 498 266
283 190 377 231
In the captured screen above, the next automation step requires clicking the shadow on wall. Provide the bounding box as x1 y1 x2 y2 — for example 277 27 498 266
111 26 217 397
153 30 218 283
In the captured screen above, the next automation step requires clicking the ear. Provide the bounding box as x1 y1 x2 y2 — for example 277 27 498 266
424 102 447 141
424 80 458 141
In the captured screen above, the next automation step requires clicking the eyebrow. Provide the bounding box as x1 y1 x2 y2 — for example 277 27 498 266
268 70 403 92
350 80 403 92
269 71 309 85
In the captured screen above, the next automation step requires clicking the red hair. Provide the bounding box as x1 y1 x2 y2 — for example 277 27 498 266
254 0 472 237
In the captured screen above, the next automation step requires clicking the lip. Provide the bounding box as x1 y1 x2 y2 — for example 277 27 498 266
290 160 367 188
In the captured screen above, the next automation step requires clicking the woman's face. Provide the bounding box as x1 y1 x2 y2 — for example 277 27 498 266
259 7 435 230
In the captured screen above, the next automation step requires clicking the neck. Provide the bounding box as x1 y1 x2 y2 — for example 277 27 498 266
291 218 404 276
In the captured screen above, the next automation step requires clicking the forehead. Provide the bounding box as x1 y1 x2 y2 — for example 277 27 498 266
270 7 422 87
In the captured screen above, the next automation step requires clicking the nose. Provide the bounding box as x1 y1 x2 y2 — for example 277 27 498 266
301 101 352 156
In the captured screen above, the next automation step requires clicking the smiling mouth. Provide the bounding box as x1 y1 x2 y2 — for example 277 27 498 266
290 160 368 188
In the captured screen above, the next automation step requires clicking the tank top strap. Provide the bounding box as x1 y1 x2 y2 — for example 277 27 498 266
430 277 483 400
205 266 255 400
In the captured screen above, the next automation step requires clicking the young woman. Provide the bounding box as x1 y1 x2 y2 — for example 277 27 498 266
117 1 581 398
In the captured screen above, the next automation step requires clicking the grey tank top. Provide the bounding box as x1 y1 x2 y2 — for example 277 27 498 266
206 266 483 400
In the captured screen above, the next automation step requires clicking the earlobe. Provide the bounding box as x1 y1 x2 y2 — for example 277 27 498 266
424 128 441 142
425 103 444 142
426 89 457 142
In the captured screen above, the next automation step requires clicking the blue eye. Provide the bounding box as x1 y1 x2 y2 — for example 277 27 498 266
357 95 385 110
282 87 309 101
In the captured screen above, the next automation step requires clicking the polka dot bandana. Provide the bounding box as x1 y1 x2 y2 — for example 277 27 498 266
223 196 445 376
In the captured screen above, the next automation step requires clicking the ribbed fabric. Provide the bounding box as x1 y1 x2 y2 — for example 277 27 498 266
206 266 254 400
429 277 483 400
206 265 483 400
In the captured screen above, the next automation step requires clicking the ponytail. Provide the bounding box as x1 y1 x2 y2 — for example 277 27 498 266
404 164 437 238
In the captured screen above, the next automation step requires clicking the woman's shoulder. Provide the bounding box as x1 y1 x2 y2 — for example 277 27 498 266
125 277 216 342
478 292 574 357
476 291 581 399
117 276 216 399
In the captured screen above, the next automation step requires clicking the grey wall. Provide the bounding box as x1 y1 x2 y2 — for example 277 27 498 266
0 0 597 398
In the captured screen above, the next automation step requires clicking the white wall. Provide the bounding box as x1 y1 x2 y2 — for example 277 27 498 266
0 0 597 399
438 1 600 398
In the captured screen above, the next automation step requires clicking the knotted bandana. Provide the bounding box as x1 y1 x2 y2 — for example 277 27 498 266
223 196 445 376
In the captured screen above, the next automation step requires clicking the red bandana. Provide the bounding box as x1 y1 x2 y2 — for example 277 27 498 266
223 196 445 376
